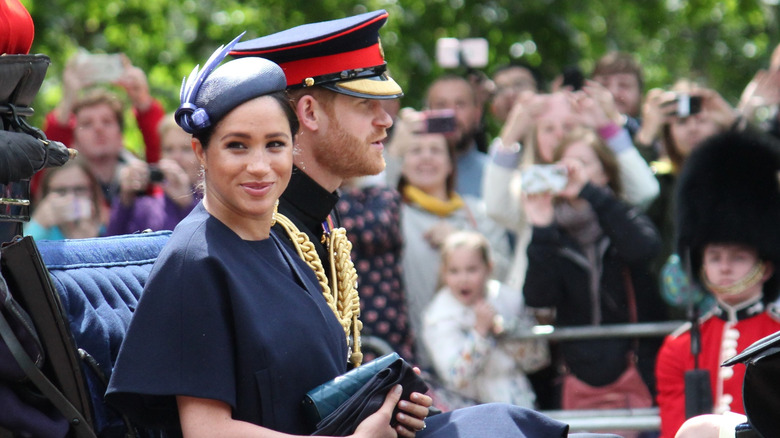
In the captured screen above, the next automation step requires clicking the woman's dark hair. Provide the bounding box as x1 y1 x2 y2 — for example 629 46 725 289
193 91 299 148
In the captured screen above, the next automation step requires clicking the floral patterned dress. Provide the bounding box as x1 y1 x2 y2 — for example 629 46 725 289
337 185 416 363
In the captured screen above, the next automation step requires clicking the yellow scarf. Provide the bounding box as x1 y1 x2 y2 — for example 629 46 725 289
403 185 465 217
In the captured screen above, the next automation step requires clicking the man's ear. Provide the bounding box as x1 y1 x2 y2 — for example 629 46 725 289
296 94 322 132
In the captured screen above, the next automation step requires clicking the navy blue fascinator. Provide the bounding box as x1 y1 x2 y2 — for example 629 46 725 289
175 33 287 134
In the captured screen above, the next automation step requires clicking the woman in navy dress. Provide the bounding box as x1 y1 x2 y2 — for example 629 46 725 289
105 36 430 437
106 34 611 438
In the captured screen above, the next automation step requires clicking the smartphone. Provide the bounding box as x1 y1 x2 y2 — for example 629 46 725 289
66 197 94 222
459 38 489 68
435 38 461 68
676 94 703 117
76 52 124 83
418 109 456 134
561 66 584 91
435 37 488 69
521 164 568 194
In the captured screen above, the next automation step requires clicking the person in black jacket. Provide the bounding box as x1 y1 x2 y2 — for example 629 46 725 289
522 126 665 411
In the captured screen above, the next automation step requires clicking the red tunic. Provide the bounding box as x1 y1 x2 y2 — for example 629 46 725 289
655 301 780 438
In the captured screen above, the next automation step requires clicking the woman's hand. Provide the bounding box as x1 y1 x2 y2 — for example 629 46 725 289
31 193 90 228
635 88 677 146
498 90 545 146
699 88 738 129
557 158 588 200
55 55 89 124
738 69 780 121
157 158 195 208
114 54 154 111
578 80 622 128
473 299 497 337
394 382 432 438
424 221 457 249
522 191 555 227
353 384 404 438
118 159 151 207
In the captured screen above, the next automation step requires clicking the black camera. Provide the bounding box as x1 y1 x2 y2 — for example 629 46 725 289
148 165 165 183
676 94 703 117
416 109 456 134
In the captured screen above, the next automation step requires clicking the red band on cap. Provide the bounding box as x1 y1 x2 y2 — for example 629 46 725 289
280 43 385 87
233 12 388 56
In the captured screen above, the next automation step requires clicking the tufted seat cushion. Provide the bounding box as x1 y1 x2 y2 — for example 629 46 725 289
36 231 171 434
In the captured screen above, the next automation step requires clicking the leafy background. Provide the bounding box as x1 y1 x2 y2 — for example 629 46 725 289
21 0 780 154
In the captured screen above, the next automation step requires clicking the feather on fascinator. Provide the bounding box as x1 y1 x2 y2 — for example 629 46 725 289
175 32 287 134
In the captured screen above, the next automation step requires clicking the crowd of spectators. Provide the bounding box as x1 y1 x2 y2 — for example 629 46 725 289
23 37 780 438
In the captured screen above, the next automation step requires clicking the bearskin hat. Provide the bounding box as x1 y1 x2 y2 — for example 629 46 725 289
676 128 780 301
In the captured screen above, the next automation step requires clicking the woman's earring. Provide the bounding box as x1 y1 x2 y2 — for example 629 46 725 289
271 199 279 226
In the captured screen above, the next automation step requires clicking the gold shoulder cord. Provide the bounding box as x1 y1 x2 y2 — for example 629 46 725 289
275 213 363 367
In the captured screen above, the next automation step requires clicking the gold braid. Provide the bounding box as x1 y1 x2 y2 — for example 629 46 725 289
275 213 363 367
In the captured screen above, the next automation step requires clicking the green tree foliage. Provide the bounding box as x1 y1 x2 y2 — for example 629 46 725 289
22 0 780 145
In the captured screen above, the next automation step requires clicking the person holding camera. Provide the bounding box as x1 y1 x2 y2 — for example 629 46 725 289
485 87 658 293
638 81 739 317
107 114 199 235
389 109 512 372
522 127 663 434
424 75 488 199
25 158 107 240
41 52 165 204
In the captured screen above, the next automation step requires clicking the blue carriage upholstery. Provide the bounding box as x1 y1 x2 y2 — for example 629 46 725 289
36 231 171 435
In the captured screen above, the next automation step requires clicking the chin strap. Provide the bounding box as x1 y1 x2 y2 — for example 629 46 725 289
701 261 766 296
275 213 363 367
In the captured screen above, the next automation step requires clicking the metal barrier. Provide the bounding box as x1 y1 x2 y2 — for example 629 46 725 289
508 321 688 433
366 321 688 433
507 321 687 341
543 408 661 432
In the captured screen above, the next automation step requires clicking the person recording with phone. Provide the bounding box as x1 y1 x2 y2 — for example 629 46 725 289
389 109 512 372
522 127 664 431
485 88 658 293
107 114 200 235
25 158 107 240
40 52 165 204
424 75 489 199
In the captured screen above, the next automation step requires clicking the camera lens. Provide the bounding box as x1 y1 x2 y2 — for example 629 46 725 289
149 167 165 183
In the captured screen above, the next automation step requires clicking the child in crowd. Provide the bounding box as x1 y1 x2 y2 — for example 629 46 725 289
422 230 548 408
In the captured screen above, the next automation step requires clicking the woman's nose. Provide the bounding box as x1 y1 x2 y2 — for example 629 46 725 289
247 152 271 174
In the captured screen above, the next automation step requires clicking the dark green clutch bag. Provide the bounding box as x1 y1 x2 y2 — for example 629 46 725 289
302 352 428 435
302 352 400 424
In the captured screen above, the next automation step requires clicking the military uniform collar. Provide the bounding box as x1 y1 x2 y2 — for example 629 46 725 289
713 295 765 322
279 166 340 232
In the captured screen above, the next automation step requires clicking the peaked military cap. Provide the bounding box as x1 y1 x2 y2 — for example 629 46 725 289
230 10 402 100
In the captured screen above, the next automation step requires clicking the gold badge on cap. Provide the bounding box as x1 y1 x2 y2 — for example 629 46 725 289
304 77 315 87
378 37 385 60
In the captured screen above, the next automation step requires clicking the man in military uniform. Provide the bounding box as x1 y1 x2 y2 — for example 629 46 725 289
231 10 434 435
231 10 401 271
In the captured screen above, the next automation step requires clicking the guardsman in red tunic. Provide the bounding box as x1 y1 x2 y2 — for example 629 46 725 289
655 129 780 438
